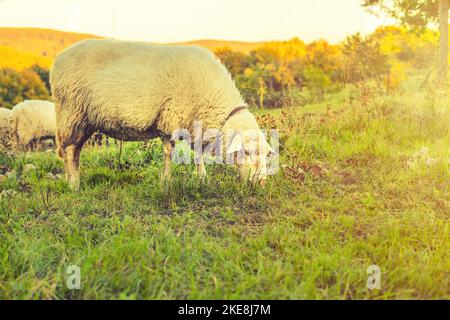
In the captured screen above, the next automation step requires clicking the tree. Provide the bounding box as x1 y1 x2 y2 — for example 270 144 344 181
341 33 390 84
30 64 51 92
215 47 250 77
0 68 50 109
438 0 449 82
362 0 449 83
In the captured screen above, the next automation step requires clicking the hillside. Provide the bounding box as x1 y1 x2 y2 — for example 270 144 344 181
0 28 265 70
0 27 101 59
0 28 101 70
0 45 52 70
173 39 265 53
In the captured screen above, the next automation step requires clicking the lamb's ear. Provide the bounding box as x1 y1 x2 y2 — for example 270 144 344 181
227 134 243 154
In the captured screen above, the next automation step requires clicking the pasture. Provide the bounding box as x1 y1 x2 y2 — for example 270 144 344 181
0 79 448 299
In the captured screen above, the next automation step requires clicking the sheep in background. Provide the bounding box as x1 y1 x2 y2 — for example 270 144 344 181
86 133 109 147
51 39 273 191
12 100 56 151
0 107 14 152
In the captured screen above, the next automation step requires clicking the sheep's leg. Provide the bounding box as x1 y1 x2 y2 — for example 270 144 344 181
195 154 207 179
26 139 36 152
162 138 174 181
62 145 81 191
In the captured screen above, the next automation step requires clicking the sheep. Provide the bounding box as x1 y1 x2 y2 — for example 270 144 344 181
50 39 274 191
11 100 57 151
86 133 109 147
0 107 14 152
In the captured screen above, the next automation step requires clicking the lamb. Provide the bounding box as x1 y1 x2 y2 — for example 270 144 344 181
50 39 273 191
11 100 56 151
0 107 14 152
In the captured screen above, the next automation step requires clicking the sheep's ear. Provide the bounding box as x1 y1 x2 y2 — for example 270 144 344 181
227 134 243 154
266 143 277 156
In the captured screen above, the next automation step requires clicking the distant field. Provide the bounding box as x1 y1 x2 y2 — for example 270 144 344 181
0 79 448 299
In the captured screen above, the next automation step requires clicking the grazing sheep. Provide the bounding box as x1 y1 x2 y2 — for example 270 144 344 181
50 39 273 191
86 133 109 147
0 107 14 152
12 100 56 151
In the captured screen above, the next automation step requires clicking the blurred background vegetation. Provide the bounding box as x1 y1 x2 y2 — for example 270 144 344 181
0 24 447 109
0 0 449 109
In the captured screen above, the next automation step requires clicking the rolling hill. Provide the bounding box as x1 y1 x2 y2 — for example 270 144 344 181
0 27 266 70
172 39 264 53
0 27 101 58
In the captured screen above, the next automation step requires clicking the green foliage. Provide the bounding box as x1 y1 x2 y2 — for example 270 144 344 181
30 64 51 92
303 66 332 102
370 26 439 69
0 68 50 109
214 47 250 75
215 26 440 108
342 33 390 83
362 0 442 29
0 26 442 109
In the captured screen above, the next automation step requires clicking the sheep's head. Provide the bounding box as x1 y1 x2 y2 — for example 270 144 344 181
226 129 275 186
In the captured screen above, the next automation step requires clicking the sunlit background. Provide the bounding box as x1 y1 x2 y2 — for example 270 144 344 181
0 0 448 301
0 0 394 42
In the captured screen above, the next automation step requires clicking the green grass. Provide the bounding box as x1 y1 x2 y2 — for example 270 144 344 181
0 82 448 299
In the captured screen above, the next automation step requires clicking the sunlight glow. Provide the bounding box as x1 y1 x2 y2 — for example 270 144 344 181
0 0 395 42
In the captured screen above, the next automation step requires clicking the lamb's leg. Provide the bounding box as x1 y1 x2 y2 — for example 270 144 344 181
196 154 207 179
162 138 174 180
62 144 81 191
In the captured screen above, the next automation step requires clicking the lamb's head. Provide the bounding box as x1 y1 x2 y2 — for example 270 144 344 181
223 109 275 185
227 130 274 185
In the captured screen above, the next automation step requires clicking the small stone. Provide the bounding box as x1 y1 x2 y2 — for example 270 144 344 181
46 172 56 180
0 189 17 199
6 169 16 178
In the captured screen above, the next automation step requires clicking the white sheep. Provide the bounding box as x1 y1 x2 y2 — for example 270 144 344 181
0 107 14 152
12 100 56 151
50 39 273 190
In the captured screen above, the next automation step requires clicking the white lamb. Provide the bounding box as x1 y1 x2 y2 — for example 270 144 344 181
12 100 56 151
50 39 273 191
0 107 14 152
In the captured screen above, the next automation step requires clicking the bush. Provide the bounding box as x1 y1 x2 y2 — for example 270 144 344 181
0 68 50 108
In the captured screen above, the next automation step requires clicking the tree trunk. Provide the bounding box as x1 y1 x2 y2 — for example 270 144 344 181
437 0 448 83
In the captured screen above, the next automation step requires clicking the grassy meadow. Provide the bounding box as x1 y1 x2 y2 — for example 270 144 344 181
0 77 448 299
